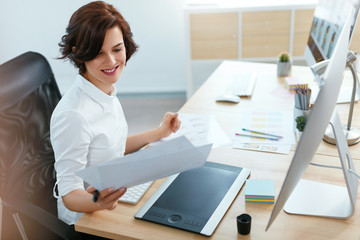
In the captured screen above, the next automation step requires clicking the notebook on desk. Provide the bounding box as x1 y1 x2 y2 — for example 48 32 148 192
135 161 250 236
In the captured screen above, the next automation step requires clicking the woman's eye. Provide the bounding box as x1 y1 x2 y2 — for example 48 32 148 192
114 48 122 52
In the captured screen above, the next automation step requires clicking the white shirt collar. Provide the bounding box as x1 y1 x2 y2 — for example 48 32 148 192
76 75 118 107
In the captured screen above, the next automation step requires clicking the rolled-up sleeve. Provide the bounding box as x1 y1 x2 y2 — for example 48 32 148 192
50 110 92 197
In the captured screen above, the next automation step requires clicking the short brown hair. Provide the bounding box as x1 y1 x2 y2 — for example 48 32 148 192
58 1 138 75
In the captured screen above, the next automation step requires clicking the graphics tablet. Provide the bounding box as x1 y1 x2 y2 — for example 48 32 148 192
134 161 250 236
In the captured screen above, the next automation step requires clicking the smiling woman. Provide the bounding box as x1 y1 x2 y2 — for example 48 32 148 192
50 1 181 230
83 27 126 94
58 1 138 76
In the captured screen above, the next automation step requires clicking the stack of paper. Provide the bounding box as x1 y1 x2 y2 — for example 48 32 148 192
245 179 275 203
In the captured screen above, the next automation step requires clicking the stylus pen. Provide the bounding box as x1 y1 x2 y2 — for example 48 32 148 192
235 133 280 141
92 190 99 203
242 128 283 139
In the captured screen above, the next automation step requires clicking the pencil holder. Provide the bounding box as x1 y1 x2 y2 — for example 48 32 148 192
294 107 311 141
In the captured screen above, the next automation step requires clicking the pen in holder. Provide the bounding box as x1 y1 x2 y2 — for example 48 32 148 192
294 86 312 141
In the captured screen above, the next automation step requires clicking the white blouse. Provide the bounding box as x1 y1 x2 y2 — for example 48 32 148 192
50 75 128 225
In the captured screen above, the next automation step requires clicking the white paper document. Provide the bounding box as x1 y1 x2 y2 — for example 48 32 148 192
152 113 231 148
76 136 212 191
232 110 295 154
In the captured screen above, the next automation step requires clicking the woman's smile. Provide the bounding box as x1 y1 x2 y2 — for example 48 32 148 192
102 65 119 76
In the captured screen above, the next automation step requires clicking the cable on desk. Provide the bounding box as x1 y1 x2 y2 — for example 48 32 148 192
310 162 342 169
348 169 360 179
310 162 360 179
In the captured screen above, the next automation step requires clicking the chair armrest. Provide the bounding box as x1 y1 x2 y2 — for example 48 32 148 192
1 198 79 240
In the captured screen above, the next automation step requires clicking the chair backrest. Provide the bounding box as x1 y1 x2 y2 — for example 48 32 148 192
0 52 62 239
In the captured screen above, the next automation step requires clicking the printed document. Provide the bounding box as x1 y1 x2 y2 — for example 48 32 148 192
232 110 295 154
153 113 231 148
76 136 212 191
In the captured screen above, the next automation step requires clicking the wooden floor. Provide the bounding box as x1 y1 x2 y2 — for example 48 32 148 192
118 94 186 135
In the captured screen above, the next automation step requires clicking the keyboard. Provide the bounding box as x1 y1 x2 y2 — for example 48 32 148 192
118 181 154 205
226 73 257 97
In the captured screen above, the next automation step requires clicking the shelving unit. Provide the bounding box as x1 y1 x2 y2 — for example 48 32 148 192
184 0 360 98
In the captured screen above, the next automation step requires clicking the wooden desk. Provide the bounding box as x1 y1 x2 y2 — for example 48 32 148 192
76 61 360 239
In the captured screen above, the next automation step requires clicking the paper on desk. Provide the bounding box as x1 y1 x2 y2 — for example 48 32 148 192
152 113 231 148
76 136 212 191
234 110 295 145
232 142 292 155
232 110 295 154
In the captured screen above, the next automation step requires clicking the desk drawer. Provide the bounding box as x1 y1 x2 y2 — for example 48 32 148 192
242 10 291 35
294 9 314 33
293 32 309 57
190 12 238 59
242 34 289 58
293 9 314 56
242 10 290 58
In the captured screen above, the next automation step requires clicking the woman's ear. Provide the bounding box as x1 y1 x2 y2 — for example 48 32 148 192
72 46 76 53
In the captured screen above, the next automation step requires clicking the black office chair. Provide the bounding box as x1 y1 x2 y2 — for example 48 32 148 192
0 52 81 239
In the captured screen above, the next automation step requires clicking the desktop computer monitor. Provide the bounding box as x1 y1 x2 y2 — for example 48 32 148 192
305 0 360 66
305 0 360 104
266 9 358 231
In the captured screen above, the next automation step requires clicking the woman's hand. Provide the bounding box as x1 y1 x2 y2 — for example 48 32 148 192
158 112 181 138
125 112 181 154
86 186 127 210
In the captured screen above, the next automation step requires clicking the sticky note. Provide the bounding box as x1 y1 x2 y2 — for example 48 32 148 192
245 179 275 203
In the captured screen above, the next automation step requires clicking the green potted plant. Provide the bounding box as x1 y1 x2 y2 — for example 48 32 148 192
295 115 306 141
295 115 306 132
277 52 292 76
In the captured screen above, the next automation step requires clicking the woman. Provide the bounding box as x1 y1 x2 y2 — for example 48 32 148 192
50 1 180 225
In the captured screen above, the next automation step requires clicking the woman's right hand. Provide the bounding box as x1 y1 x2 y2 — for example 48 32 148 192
86 186 127 210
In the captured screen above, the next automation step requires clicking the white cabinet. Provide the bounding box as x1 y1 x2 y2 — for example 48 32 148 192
190 12 239 59
184 1 318 98
242 10 291 58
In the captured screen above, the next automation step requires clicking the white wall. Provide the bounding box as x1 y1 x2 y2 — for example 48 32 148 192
0 0 186 95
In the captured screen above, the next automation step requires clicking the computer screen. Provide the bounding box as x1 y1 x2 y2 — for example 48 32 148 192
266 10 355 231
305 0 360 66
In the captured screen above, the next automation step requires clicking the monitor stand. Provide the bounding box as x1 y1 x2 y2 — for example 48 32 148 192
284 111 358 218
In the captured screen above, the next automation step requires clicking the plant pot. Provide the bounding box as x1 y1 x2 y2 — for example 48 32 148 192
277 61 292 76
293 107 311 130
295 129 302 142
293 107 311 142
